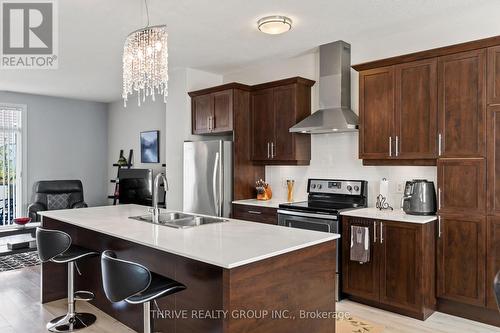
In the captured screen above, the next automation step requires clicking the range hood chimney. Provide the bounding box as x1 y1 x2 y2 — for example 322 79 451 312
290 41 358 134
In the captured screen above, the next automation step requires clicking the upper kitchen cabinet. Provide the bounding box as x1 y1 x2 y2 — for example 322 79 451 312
358 61 438 164
488 45 500 105
437 49 486 158
394 58 438 159
358 67 395 160
250 77 315 165
189 83 251 135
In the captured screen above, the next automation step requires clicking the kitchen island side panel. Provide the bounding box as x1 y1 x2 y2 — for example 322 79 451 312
223 241 337 333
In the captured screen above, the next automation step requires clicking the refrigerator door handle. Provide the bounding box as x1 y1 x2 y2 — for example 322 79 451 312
212 152 220 216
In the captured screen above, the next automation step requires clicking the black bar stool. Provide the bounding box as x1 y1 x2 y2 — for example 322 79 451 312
36 227 98 332
100 250 186 333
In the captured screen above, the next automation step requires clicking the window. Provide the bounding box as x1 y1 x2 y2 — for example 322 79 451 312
0 105 25 226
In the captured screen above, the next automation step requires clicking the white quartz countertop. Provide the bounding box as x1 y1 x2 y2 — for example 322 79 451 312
40 205 338 269
232 199 290 209
340 207 437 224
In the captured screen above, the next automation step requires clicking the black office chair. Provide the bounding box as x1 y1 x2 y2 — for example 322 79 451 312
36 228 98 332
494 270 500 311
100 250 186 333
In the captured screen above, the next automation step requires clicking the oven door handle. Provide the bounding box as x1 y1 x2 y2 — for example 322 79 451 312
277 209 338 220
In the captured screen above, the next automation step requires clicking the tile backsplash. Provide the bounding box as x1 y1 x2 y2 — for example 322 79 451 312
265 132 437 208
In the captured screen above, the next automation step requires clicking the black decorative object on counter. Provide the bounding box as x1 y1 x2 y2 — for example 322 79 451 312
376 194 393 211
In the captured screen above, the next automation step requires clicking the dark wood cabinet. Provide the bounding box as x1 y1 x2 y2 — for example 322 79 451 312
358 60 438 163
190 88 234 134
358 67 394 160
488 45 500 105
232 204 277 224
394 58 438 159
192 94 213 134
342 216 435 320
212 90 233 132
437 158 486 215
342 217 380 302
250 78 314 165
488 105 500 214
437 214 486 307
438 49 486 158
251 88 275 161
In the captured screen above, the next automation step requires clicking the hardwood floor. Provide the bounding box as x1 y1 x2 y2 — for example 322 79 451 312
0 266 499 332
337 299 500 333
0 266 133 333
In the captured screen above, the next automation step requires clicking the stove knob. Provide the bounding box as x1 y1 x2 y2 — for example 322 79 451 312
317 184 323 189
312 184 317 189
354 185 360 192
346 185 353 192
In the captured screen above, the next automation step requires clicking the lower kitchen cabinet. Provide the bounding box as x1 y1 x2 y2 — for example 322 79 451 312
232 204 277 225
437 214 486 307
342 216 436 320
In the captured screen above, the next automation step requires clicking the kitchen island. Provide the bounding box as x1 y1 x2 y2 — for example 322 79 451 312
39 205 338 333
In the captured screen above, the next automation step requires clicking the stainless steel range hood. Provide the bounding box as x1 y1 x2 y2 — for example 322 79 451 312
290 41 358 134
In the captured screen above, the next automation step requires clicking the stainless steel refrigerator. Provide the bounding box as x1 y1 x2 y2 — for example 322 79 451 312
183 140 232 217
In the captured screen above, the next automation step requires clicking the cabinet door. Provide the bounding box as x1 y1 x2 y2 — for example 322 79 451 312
437 214 486 307
192 94 213 134
438 49 486 157
437 158 486 215
487 216 500 309
273 84 296 160
342 217 380 302
488 105 500 214
212 90 233 133
379 221 422 311
251 88 274 161
359 67 395 159
394 58 438 159
488 46 500 105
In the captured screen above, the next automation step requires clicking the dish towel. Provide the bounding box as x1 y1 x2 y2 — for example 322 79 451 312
350 226 370 263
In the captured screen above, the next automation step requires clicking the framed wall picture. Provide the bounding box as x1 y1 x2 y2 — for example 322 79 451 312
140 130 160 163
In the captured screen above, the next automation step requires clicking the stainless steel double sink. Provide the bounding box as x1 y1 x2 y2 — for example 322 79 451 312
129 212 227 229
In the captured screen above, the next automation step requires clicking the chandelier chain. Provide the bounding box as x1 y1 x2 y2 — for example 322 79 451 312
144 0 150 28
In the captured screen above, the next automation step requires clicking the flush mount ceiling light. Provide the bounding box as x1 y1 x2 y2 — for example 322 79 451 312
257 15 292 35
122 0 168 107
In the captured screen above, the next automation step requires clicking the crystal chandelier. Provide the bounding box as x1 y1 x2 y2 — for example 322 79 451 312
122 0 168 107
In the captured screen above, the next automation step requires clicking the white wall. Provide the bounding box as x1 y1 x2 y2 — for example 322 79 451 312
223 50 436 207
0 91 108 208
107 98 166 199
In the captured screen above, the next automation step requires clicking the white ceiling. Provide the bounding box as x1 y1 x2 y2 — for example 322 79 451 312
0 0 497 102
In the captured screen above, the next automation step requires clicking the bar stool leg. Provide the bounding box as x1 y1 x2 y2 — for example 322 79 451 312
46 262 97 332
143 301 152 333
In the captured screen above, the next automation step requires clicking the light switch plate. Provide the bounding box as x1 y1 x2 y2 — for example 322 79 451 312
396 182 405 194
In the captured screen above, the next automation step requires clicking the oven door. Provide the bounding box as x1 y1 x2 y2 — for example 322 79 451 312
277 210 338 233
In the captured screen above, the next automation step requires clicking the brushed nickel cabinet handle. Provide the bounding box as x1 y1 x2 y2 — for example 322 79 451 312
438 216 442 238
389 137 393 157
271 142 275 158
395 136 399 157
247 210 262 215
438 133 442 156
380 222 384 244
267 142 270 159
438 188 442 210
373 221 377 243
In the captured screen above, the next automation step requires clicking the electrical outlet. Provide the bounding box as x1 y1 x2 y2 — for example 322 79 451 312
281 177 287 189
396 182 405 194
